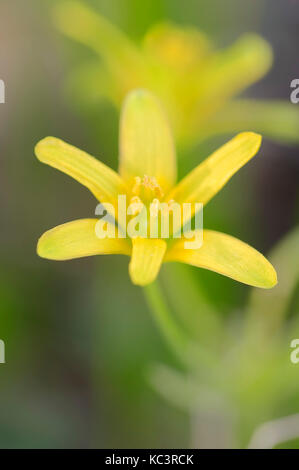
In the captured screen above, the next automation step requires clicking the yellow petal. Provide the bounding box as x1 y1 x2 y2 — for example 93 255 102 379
129 238 167 286
119 89 177 193
167 132 261 209
165 230 277 289
54 1 146 99
200 99 299 145
35 137 127 209
196 34 272 107
37 219 131 260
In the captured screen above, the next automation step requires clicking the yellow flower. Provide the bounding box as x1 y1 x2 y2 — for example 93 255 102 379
36 89 277 288
53 1 299 147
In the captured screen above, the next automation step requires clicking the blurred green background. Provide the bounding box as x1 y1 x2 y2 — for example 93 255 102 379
0 0 298 448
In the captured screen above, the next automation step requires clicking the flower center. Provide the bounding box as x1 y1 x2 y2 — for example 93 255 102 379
129 175 169 216
131 175 164 202
127 175 178 240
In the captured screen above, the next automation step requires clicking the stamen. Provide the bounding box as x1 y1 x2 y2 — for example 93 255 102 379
130 175 165 219
129 196 144 215
132 176 142 196
150 198 160 218
132 174 164 200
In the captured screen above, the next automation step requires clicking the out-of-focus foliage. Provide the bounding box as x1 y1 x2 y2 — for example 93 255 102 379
53 0 299 149
150 227 299 448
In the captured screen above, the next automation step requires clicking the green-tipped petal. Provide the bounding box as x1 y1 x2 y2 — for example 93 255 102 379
166 230 277 289
119 89 177 192
37 219 131 260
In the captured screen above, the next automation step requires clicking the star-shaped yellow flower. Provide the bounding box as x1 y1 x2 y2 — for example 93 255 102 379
36 89 277 288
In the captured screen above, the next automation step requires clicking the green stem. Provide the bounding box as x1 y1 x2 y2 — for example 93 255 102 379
143 280 189 363
143 280 218 369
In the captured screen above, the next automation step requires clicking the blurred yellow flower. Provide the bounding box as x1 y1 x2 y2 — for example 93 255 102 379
53 1 299 147
36 89 276 288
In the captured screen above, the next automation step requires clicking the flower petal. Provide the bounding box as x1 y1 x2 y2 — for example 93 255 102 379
199 99 299 145
165 230 277 289
54 1 146 100
35 137 127 208
119 89 177 193
37 219 131 261
166 132 261 209
129 238 167 286
195 34 272 109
